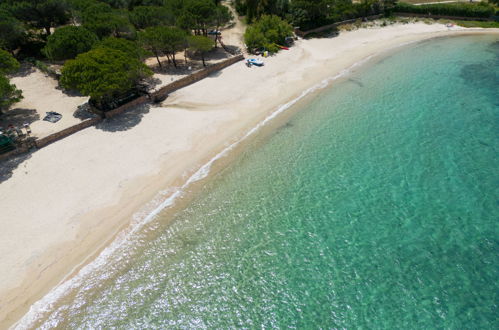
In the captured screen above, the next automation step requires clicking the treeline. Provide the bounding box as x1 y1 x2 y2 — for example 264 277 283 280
0 0 230 58
394 2 497 18
235 0 396 30
0 0 232 111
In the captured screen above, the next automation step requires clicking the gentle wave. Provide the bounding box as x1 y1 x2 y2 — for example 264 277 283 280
14 53 382 329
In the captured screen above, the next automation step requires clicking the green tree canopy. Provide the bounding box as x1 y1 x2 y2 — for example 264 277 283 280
0 10 26 53
244 14 292 53
4 0 70 36
0 75 23 114
129 5 174 29
42 26 98 60
0 49 21 74
139 26 187 68
187 35 214 66
237 0 290 22
82 3 135 39
60 48 152 106
93 37 150 60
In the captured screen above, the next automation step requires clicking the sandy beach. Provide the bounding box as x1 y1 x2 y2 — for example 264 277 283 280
1 23 497 328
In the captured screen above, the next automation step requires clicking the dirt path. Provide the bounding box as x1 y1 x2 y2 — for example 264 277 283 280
220 1 247 54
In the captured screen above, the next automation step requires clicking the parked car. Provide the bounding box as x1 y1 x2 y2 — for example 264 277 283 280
285 36 294 46
207 30 221 35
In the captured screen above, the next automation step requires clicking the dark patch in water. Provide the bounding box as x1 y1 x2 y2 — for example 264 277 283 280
348 78 364 87
478 140 490 147
459 61 499 90
487 40 499 55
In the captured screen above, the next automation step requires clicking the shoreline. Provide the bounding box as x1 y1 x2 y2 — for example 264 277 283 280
1 24 498 329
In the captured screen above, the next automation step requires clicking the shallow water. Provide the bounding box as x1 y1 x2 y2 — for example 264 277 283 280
32 35 498 329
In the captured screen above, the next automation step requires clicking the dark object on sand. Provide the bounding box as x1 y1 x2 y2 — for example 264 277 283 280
152 93 168 103
89 89 147 112
0 134 15 154
43 111 62 123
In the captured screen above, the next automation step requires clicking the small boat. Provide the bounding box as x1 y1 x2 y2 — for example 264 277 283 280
246 58 264 67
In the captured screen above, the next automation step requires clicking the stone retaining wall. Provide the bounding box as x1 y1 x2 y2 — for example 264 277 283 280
34 117 102 148
1 55 245 162
104 95 150 119
0 146 30 162
103 55 244 119
151 54 245 101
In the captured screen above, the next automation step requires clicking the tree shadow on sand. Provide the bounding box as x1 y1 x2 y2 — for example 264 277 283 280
10 63 36 78
204 47 232 61
0 108 40 128
55 84 86 97
151 63 197 75
95 104 150 132
73 103 99 120
0 151 33 184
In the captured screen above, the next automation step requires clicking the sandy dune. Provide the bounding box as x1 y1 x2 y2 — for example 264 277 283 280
1 23 497 328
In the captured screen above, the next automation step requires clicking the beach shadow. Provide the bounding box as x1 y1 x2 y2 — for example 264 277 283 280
208 70 223 78
73 103 99 120
204 48 231 61
348 78 364 88
0 151 33 184
142 76 163 91
96 104 150 132
56 85 85 97
151 63 195 74
11 63 36 78
0 108 40 127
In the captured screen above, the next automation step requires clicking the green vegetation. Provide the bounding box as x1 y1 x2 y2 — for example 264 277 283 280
236 0 397 29
42 26 98 60
80 2 136 39
0 75 23 115
0 0 235 110
129 5 174 29
394 2 496 18
188 35 214 66
0 49 21 74
244 15 293 53
453 20 499 28
2 0 70 36
139 26 187 69
0 10 26 54
0 50 22 115
60 48 152 107
93 37 150 60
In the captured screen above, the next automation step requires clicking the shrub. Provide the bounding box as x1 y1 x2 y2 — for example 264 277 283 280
93 37 150 60
394 2 495 18
0 49 20 74
60 48 152 107
244 15 293 53
0 75 23 113
42 26 98 60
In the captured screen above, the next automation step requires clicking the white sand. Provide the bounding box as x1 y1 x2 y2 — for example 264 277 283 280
1 23 497 328
8 68 88 138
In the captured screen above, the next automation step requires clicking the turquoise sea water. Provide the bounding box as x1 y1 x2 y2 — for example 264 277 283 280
32 35 498 329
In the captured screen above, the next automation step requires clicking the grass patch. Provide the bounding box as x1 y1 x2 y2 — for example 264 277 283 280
453 20 499 28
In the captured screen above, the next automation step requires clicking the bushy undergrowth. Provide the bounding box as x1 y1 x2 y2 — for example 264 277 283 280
394 2 495 18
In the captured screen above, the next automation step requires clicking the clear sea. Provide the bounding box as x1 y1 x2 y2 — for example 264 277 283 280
26 34 498 329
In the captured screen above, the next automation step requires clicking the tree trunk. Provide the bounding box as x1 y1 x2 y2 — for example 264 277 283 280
45 26 51 36
172 53 177 68
155 53 163 70
201 53 206 67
